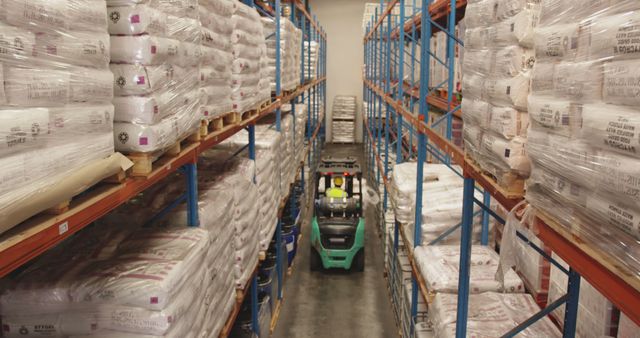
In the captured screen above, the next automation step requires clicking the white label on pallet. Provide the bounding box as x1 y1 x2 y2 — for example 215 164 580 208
58 222 69 235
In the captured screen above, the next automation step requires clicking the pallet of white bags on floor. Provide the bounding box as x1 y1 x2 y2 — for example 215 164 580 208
430 292 561 337
414 245 524 295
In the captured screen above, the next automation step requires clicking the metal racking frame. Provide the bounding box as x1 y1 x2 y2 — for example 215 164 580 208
363 0 640 337
0 1 326 337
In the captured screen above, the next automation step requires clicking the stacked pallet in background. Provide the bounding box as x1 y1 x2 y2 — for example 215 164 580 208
303 41 319 80
525 1 640 285
0 0 122 232
199 0 235 122
461 0 538 194
231 2 266 114
332 95 357 143
110 1 201 155
262 16 303 92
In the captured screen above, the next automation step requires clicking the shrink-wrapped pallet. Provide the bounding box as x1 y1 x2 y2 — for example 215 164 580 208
108 1 201 154
526 0 640 279
199 0 234 121
461 0 538 183
231 2 266 113
0 0 122 233
261 16 301 92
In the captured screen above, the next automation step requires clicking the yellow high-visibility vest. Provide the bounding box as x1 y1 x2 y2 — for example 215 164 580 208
326 187 347 199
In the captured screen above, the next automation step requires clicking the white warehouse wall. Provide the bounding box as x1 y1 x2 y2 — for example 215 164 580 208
312 0 369 143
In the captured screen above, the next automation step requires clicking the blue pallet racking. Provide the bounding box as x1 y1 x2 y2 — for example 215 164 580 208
363 0 640 336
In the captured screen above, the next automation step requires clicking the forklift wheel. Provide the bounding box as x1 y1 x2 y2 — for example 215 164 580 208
352 248 365 272
310 247 322 271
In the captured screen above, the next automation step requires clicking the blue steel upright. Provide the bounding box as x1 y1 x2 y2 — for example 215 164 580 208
185 163 199 227
411 0 433 332
383 1 392 212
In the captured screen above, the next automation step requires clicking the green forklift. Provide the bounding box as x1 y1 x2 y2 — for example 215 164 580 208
310 157 365 271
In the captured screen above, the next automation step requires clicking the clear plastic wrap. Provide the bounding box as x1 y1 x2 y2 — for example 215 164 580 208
526 0 640 281
462 0 538 180
261 16 302 93
109 0 202 154
332 95 357 143
0 0 119 234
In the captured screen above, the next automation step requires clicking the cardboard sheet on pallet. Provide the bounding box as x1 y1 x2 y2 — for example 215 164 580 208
0 153 132 234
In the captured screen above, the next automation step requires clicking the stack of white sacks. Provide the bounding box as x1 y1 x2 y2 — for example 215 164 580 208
526 0 640 277
304 41 320 80
429 292 560 337
199 0 235 121
198 150 260 289
220 127 282 250
262 16 303 92
389 162 486 246
231 2 266 113
289 104 309 163
414 245 524 294
0 224 222 337
109 0 201 154
0 0 117 231
461 0 537 182
332 96 357 143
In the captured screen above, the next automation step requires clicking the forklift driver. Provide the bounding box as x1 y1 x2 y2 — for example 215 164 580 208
326 176 348 199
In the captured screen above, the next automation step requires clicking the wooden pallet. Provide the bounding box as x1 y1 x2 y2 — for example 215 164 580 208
43 170 127 215
258 99 272 112
269 297 283 334
200 111 238 137
239 109 258 122
465 154 525 199
127 132 200 177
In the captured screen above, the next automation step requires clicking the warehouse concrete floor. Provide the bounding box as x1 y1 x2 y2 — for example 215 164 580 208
272 143 398 338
